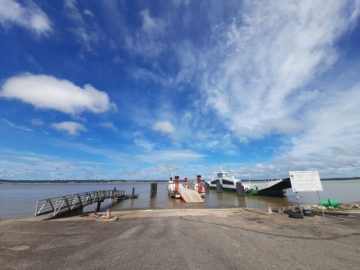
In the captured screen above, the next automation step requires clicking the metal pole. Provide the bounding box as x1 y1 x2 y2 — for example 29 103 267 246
296 192 303 216
34 200 39 216
317 191 325 216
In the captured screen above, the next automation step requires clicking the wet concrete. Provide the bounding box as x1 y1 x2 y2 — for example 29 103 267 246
1 208 360 270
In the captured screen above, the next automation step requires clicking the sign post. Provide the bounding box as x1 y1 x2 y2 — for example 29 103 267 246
289 171 323 216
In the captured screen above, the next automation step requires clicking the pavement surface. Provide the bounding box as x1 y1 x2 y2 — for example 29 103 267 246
1 208 360 270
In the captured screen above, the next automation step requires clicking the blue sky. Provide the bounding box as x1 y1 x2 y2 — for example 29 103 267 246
0 0 360 180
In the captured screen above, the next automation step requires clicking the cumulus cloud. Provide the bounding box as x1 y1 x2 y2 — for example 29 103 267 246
51 121 86 135
0 0 52 36
152 120 175 134
0 74 116 115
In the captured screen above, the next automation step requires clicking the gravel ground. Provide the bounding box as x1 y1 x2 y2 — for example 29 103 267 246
1 208 360 270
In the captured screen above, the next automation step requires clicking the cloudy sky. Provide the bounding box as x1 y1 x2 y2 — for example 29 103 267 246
0 0 360 180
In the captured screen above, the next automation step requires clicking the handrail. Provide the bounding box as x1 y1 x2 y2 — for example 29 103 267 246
35 189 122 217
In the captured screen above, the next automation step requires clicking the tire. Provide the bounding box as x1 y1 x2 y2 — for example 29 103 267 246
288 211 304 219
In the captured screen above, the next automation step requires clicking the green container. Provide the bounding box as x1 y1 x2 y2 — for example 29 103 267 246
249 189 258 195
319 199 340 207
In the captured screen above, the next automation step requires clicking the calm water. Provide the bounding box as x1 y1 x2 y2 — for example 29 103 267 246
0 180 359 219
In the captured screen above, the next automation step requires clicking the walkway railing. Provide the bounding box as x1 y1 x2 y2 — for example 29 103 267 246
35 190 122 217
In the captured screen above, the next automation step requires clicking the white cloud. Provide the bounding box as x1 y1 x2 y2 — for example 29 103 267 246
1 118 32 132
125 9 166 58
140 9 163 33
134 139 154 151
0 74 116 115
284 85 360 173
83 9 94 17
0 0 52 36
200 1 360 139
31 118 44 126
152 120 175 134
51 121 86 135
137 149 204 164
0 149 108 180
64 0 103 51
99 121 118 132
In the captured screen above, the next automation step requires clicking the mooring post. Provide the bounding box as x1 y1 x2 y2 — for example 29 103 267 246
150 182 157 198
96 201 101 212
175 176 179 193
197 175 202 193
216 181 222 193
205 182 210 194
132 187 135 196
236 182 245 196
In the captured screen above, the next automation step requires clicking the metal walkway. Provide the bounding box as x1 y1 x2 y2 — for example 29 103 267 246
35 190 124 217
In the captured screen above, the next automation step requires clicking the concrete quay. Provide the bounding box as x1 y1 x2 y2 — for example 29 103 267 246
1 208 360 270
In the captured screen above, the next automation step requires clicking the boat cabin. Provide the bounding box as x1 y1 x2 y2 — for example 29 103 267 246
217 172 228 178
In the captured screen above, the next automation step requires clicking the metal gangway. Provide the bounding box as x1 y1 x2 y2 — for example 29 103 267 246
35 189 124 217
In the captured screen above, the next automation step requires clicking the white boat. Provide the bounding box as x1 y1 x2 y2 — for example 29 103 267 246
206 170 291 197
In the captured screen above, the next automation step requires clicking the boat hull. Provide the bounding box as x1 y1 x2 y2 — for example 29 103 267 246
206 178 291 197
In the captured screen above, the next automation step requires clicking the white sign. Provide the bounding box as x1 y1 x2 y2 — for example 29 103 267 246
289 171 323 192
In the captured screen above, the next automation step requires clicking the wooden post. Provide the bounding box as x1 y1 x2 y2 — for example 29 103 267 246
132 187 135 196
205 182 210 194
150 182 157 198
216 181 222 193
96 201 101 212
236 182 244 196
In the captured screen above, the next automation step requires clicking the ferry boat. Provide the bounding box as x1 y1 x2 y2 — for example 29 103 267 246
206 170 291 197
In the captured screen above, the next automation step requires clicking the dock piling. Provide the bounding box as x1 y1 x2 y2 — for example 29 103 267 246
236 182 245 196
216 181 222 193
205 182 210 194
150 182 158 198
96 201 101 212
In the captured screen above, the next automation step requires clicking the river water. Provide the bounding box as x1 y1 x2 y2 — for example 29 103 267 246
0 180 359 219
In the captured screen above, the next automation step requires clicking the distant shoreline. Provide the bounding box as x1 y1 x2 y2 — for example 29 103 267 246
1 177 359 184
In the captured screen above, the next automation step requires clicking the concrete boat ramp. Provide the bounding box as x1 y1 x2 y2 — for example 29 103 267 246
179 185 204 203
1 208 360 270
